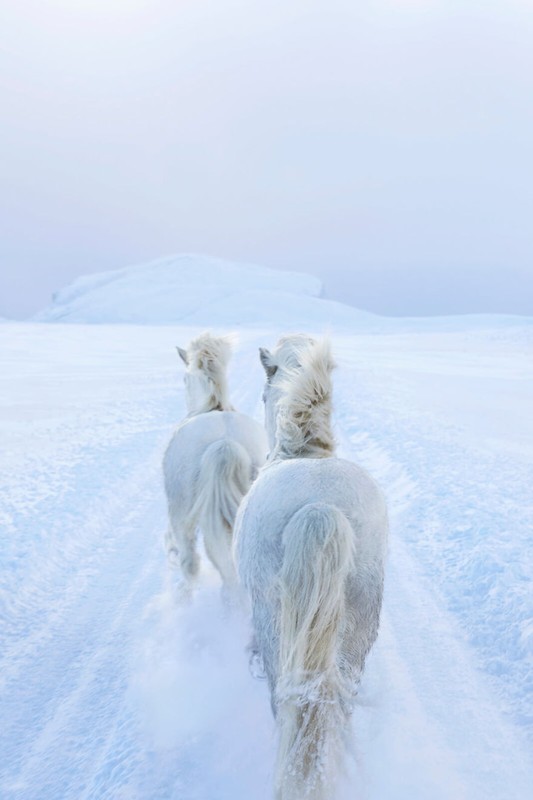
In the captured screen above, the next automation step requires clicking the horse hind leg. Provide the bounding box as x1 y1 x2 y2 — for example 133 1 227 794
246 633 267 680
202 520 239 598
165 513 200 585
341 574 384 695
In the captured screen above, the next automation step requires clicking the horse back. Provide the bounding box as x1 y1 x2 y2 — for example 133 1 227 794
163 411 267 503
236 456 387 593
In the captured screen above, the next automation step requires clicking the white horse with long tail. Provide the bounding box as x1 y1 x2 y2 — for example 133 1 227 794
234 335 388 800
163 332 267 597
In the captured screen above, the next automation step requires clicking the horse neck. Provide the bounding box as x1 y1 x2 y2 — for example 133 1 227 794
269 392 335 462
270 423 335 463
187 372 234 416
268 342 336 462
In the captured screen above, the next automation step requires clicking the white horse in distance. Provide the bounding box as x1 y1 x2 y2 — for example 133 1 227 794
163 333 267 597
234 335 388 800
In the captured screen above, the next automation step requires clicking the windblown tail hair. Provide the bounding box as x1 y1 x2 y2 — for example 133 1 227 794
189 439 252 583
276 503 356 799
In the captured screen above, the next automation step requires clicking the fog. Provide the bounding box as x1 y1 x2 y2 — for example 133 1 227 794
1 0 532 318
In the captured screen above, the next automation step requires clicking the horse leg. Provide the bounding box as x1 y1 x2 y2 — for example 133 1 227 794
202 520 239 594
341 575 384 702
165 513 199 584
246 633 267 680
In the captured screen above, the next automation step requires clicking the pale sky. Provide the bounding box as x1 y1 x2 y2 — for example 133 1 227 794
1 0 532 319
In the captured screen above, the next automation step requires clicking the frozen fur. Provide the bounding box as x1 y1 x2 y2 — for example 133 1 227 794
163 333 267 594
235 336 388 799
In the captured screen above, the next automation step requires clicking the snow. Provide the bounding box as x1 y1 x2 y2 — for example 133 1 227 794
1 258 533 799
33 252 533 335
34 254 325 326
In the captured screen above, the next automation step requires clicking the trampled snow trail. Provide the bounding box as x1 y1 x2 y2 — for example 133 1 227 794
1 323 532 799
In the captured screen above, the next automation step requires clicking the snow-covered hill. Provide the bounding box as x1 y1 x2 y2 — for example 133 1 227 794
33 253 394 331
34 253 359 328
2 262 533 799
33 253 533 336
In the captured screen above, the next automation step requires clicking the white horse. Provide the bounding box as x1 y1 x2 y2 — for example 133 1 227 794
234 335 388 800
163 332 268 597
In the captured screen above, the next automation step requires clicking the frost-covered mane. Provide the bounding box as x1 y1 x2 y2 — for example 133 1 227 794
271 338 336 461
180 332 235 414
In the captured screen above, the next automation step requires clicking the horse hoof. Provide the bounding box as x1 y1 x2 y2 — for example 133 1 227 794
248 649 267 680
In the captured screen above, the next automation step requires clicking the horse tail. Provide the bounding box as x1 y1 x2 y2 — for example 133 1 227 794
190 439 252 588
276 502 355 800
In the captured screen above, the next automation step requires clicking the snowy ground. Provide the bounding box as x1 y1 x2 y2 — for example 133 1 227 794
1 315 532 799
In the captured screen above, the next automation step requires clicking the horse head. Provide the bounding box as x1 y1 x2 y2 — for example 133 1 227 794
177 332 235 415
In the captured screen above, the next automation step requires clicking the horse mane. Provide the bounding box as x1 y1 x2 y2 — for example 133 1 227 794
272 337 336 461
187 332 235 412
270 334 317 374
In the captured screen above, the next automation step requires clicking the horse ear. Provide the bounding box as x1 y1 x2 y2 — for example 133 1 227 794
259 347 277 379
176 346 189 366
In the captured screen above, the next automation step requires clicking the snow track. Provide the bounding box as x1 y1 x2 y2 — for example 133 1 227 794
1 422 170 798
1 322 532 799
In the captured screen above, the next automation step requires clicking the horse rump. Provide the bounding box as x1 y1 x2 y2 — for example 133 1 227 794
190 438 253 590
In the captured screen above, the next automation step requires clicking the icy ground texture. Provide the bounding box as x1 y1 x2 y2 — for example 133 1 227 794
1 263 533 799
